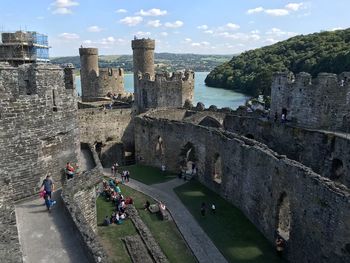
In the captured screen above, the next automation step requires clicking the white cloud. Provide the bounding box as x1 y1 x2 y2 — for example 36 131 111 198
204 30 214 34
147 20 162 28
251 30 260 34
36 16 45 20
164 20 184 28
119 16 143 26
191 41 211 48
51 0 79 15
59 32 80 40
87 26 103 32
184 38 192 43
197 25 208 30
99 37 125 45
134 31 151 38
116 9 127 13
226 23 240 30
247 2 307 17
137 8 167 16
285 3 304 11
266 27 297 37
247 7 264 14
83 40 92 45
265 9 289 16
160 32 168 37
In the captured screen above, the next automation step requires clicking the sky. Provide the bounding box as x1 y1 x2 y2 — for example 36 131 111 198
0 0 349 57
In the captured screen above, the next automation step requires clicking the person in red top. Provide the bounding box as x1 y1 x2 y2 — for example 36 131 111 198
66 162 75 179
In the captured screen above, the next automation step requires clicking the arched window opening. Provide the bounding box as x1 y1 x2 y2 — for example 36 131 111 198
179 142 198 177
213 153 222 184
155 136 164 156
276 192 291 241
331 158 344 180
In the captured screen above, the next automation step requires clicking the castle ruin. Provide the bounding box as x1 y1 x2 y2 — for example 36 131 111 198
131 38 194 113
79 47 124 101
270 71 350 132
0 35 349 263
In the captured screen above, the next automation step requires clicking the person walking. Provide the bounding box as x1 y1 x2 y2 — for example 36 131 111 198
41 175 54 200
211 203 216 214
201 202 206 217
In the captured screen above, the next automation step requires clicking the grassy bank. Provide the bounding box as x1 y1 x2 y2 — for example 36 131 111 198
119 164 177 185
174 180 285 263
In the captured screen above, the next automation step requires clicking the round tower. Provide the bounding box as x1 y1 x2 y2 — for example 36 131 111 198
131 39 155 111
79 48 99 100
131 38 155 84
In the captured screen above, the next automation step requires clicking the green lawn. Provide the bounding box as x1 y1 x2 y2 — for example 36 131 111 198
97 183 195 263
174 181 286 263
119 164 177 185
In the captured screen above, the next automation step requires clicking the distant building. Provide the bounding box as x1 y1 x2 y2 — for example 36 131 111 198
0 31 50 66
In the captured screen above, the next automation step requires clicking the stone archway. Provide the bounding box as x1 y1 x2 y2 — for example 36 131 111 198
213 153 222 184
179 142 197 175
276 192 291 241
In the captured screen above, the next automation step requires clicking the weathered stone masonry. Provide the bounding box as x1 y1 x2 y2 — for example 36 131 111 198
0 62 80 201
134 114 350 263
62 167 108 263
270 72 350 132
224 114 350 188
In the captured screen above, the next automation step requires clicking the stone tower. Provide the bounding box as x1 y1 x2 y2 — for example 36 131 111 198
79 47 99 99
131 38 155 110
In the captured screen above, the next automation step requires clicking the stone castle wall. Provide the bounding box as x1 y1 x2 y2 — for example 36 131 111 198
137 71 194 111
78 107 135 166
224 114 350 188
0 63 80 201
134 114 350 263
62 167 107 262
270 72 350 132
78 107 134 146
79 48 124 101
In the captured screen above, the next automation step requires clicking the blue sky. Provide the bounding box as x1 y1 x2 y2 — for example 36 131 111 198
0 0 349 56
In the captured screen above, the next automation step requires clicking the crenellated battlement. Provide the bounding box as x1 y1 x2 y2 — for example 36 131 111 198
271 71 350 132
99 67 124 78
138 70 195 83
273 71 350 89
79 48 98 56
131 38 155 50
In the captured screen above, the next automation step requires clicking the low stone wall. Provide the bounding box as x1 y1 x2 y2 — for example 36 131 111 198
134 114 350 263
126 205 169 263
61 168 107 263
0 204 22 262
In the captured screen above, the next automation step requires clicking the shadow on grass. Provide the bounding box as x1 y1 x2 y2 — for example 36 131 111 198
174 180 287 263
119 164 177 185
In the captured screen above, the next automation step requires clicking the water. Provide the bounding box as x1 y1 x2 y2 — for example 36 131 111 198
75 72 249 109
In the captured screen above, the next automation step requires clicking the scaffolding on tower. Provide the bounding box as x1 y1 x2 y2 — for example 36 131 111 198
0 30 50 65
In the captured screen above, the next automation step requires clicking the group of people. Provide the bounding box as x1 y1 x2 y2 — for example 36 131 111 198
101 179 133 226
111 163 131 183
200 202 216 216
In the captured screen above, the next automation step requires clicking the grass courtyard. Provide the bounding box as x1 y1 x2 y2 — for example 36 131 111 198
174 180 285 263
96 183 196 263
119 164 177 185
